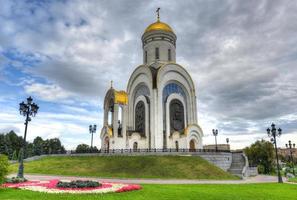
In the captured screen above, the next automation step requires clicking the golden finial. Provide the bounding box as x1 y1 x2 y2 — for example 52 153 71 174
110 80 113 88
156 7 160 21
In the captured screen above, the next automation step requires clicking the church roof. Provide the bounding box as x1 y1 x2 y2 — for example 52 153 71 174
114 90 128 105
104 88 128 106
144 20 174 34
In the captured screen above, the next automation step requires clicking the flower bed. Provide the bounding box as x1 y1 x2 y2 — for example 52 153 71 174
2 179 142 194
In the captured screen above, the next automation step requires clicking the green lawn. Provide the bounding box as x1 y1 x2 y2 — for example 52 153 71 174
9 155 238 180
1 184 296 200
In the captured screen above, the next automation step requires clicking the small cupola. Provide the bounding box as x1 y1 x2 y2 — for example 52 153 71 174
142 8 177 65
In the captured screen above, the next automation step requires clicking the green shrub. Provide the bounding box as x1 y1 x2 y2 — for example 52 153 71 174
257 164 265 174
56 180 101 188
5 177 27 183
0 154 9 184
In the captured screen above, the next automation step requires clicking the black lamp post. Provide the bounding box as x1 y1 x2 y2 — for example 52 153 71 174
267 123 283 183
286 140 295 175
17 96 39 178
226 138 229 145
89 124 97 150
212 129 218 152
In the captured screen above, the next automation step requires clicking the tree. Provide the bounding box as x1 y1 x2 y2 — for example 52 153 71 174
26 143 34 158
0 131 22 159
0 131 67 159
0 134 7 155
12 150 18 160
90 146 99 153
33 136 44 156
0 154 8 184
75 144 91 153
244 140 275 174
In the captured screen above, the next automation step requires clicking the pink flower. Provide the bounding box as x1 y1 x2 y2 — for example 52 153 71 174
116 184 142 193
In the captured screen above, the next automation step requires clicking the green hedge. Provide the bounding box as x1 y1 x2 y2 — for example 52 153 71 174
0 154 9 184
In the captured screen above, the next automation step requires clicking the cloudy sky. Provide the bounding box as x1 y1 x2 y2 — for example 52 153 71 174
0 0 297 150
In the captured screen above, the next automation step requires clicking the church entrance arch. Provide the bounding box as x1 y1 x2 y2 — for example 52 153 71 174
133 142 138 152
189 139 195 151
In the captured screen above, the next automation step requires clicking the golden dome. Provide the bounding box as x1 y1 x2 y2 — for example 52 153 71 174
114 90 128 105
144 20 174 34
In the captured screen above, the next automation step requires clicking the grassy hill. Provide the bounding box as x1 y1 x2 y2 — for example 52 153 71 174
9 155 238 180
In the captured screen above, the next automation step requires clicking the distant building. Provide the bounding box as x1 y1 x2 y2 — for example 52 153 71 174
100 13 203 151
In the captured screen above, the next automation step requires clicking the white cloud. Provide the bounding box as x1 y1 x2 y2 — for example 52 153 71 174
24 83 74 101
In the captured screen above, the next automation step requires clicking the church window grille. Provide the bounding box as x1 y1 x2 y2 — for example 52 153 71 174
170 99 185 133
135 101 145 137
155 47 159 60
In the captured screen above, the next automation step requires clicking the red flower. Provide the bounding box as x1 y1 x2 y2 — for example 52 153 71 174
116 184 142 193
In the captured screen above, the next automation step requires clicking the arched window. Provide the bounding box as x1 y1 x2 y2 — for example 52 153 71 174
162 83 186 103
170 99 185 133
155 47 159 59
145 51 148 63
108 111 112 126
168 49 171 61
135 101 145 137
107 99 114 126
134 84 150 102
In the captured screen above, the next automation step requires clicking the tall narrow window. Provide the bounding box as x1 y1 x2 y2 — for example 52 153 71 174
145 51 148 63
155 47 159 60
135 101 145 137
168 49 171 61
170 99 185 134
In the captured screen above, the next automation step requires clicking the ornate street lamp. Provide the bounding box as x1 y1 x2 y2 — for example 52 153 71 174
286 140 296 175
267 123 283 183
226 138 229 145
17 96 39 178
89 124 97 150
212 129 218 152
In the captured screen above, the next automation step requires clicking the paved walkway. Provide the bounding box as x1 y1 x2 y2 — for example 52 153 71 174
9 174 288 184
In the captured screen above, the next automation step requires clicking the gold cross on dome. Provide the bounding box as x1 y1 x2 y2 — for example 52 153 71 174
110 80 113 88
156 7 160 21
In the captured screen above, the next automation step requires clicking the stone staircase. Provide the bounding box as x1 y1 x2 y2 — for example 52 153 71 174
228 152 247 178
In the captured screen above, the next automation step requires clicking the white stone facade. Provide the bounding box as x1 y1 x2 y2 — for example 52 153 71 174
100 19 203 151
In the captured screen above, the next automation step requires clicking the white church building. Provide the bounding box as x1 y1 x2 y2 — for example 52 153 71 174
100 14 203 151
